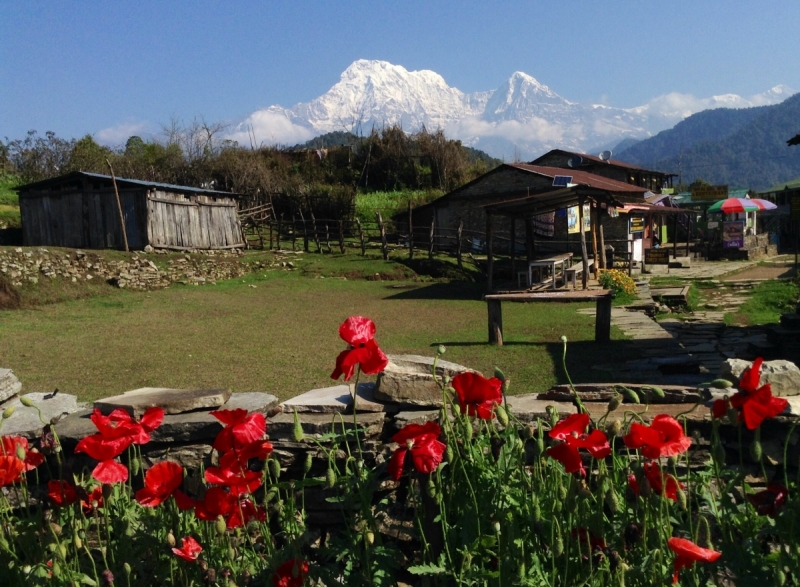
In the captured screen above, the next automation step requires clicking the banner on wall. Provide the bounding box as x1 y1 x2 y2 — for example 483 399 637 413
568 205 591 233
723 221 744 248
629 216 645 233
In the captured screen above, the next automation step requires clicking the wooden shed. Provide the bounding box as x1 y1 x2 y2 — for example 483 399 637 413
15 172 244 251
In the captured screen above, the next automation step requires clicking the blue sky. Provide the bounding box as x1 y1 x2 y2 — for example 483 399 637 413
2 1 799 144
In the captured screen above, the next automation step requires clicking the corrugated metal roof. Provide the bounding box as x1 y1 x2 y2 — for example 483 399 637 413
15 171 240 197
528 149 676 175
508 163 649 194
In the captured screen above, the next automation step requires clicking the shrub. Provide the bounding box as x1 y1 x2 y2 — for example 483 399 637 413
598 268 637 297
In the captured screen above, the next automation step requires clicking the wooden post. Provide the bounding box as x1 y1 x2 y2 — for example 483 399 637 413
487 299 503 346
376 212 388 261
428 217 435 260
276 214 282 251
456 220 463 270
268 221 273 250
106 158 129 252
356 218 366 256
510 217 516 283
599 223 607 270
408 201 414 260
311 213 321 253
590 203 599 278
486 212 494 292
291 215 297 251
300 211 309 252
628 236 633 277
325 222 332 253
672 214 678 261
685 213 691 257
338 219 345 254
595 293 612 342
579 199 589 289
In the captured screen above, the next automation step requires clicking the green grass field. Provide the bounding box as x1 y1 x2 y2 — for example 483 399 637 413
724 279 799 326
0 174 21 228
0 251 631 402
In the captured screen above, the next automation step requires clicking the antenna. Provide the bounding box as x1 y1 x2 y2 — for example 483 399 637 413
599 150 612 162
568 155 583 168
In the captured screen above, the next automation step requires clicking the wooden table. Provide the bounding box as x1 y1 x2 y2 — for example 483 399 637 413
485 289 613 345
528 253 573 290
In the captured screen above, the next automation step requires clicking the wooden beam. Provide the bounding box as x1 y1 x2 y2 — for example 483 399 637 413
487 299 503 346
579 198 589 289
486 212 494 293
510 217 516 283
590 202 599 278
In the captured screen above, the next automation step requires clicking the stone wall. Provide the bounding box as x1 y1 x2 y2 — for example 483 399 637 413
0 246 254 291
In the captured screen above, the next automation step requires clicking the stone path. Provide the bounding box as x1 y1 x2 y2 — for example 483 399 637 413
583 258 780 386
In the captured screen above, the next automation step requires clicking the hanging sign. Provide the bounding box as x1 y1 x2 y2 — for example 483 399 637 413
692 185 728 201
723 221 744 248
629 216 645 233
567 206 580 234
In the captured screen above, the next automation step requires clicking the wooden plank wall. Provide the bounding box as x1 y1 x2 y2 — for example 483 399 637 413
146 190 243 250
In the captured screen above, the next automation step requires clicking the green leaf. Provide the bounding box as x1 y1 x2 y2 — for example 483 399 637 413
407 563 447 575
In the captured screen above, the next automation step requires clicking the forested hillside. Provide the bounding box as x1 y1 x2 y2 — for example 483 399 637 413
616 92 800 189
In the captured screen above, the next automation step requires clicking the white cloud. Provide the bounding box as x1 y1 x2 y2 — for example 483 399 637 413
447 115 565 145
226 109 315 147
95 121 153 146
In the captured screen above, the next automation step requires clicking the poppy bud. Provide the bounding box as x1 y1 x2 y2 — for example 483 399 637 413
2 406 15 419
553 521 564 557
750 439 762 463
775 569 786 586
577 481 592 499
19 396 35 408
709 378 733 389
639 476 652 498
621 387 639 404
518 561 526 581
695 515 711 549
464 418 473 443
130 458 141 477
443 375 451 385
326 467 337 489
496 404 509 427
270 458 281 479
303 453 313 475
215 516 227 536
426 478 436 498
123 563 131 577
546 406 559 427
73 533 83 550
445 444 454 463
712 442 726 466
494 367 506 383
532 499 541 522
648 386 666 399
668 455 678 468
606 420 623 438
493 521 501 535
227 547 236 561
450 402 461 418
605 488 620 513
437 345 446 355
607 394 621 412
534 436 545 457
726 406 739 424
58 543 67 559
560 335 568 343
292 410 304 443
102 483 113 501
677 488 687 511
15 445 25 460
558 483 568 502
166 532 176 547
49 522 62 536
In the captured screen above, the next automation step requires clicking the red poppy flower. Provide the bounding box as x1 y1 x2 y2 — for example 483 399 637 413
81 485 104 514
572 527 606 551
628 462 683 501
194 487 236 521
210 409 267 453
172 536 203 563
75 433 133 484
273 559 309 587
667 537 721 584
388 422 446 481
48 480 78 507
90 407 164 445
174 489 196 511
1 435 45 471
330 316 389 381
0 455 25 487
747 483 788 518
451 372 503 419
219 440 274 470
623 415 692 459
711 399 728 419
546 413 610 475
204 464 263 496
135 461 184 507
729 359 788 430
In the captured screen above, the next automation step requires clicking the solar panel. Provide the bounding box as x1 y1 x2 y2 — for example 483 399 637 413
552 175 573 187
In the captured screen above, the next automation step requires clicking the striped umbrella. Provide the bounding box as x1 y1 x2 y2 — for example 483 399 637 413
749 198 778 210
707 198 761 213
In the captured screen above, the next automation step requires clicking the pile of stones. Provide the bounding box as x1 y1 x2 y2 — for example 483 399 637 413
0 247 252 291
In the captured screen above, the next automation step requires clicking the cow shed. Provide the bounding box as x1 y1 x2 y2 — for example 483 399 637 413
15 172 244 251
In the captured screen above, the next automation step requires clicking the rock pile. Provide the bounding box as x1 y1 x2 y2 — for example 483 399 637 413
0 247 251 290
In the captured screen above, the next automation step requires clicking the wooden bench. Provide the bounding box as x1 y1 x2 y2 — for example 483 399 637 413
565 261 594 289
485 289 613 345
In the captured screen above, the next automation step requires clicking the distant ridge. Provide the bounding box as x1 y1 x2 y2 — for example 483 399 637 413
615 92 800 189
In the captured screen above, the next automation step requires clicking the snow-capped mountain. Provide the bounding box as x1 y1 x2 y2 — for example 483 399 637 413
228 60 794 161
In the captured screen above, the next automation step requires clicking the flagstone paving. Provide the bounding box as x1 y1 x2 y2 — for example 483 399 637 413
581 258 780 386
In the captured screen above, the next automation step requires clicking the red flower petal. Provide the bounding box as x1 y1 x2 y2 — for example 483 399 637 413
668 537 721 584
172 536 203 562
210 408 248 427
0 455 25 486
48 480 78 506
549 413 590 440
135 461 183 507
623 415 691 459
739 358 764 393
711 399 727 419
410 438 446 475
76 433 133 462
173 489 197 511
388 447 407 481
272 559 309 587
92 459 128 484
140 407 165 433
452 372 503 419
547 442 584 475
571 429 611 459
392 421 442 445
338 316 376 346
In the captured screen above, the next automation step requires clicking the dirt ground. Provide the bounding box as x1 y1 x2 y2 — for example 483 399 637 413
721 262 797 281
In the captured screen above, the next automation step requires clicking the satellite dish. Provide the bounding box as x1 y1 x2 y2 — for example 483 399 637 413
599 150 612 161
568 155 583 168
